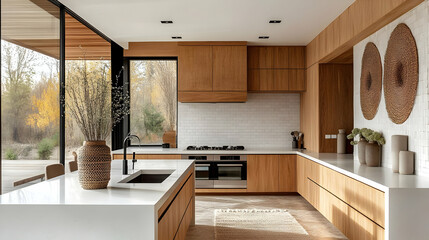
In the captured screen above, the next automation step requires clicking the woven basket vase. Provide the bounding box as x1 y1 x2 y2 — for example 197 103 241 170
78 141 112 190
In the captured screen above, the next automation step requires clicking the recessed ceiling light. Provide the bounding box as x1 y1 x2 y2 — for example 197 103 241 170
259 36 269 39
161 20 173 24
172 36 182 39
269 20 282 24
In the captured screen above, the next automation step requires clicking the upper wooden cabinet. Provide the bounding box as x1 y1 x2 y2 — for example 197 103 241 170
178 46 213 91
248 46 306 92
213 46 247 91
178 42 247 102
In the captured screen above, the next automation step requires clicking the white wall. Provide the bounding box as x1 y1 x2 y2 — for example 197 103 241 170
353 1 429 175
177 93 300 149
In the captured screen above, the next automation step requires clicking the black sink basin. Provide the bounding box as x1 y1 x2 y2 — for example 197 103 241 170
119 170 174 184
126 173 170 183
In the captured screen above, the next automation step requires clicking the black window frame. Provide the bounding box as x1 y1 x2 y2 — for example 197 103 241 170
125 56 179 147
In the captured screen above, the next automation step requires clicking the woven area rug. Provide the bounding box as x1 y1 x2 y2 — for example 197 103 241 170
215 209 310 240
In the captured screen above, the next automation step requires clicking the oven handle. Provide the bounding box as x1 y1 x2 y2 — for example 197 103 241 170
196 164 211 167
217 164 244 167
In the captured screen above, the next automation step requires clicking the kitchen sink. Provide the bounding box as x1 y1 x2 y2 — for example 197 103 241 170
119 170 174 183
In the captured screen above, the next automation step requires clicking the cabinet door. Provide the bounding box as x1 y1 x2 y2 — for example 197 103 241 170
178 46 212 91
274 70 289 91
288 47 305 68
259 47 274 68
273 47 289 68
278 155 297 192
288 69 306 91
259 69 274 91
248 69 260 91
247 155 279 192
213 46 247 91
247 46 259 69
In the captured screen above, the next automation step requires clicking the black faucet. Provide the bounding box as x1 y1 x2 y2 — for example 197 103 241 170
123 133 141 175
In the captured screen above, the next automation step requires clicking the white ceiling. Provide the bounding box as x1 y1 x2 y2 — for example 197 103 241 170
59 0 354 49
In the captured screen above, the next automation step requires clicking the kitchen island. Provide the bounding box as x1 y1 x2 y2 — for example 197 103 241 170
0 159 195 240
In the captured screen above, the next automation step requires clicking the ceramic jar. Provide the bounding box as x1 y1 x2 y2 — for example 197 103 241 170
365 141 381 167
391 135 408 173
358 138 367 164
337 129 346 154
399 151 414 175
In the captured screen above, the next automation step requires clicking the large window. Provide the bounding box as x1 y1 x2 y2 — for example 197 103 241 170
129 59 177 145
1 0 60 193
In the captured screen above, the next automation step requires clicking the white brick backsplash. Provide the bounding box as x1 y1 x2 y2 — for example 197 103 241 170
354 1 429 176
178 93 300 149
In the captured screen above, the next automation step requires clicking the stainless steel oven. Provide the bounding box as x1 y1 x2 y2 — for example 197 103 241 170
182 154 247 189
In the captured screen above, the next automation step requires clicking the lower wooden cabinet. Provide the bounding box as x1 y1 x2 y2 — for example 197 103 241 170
278 155 297 192
247 155 297 193
158 170 195 240
297 156 385 240
247 155 279 192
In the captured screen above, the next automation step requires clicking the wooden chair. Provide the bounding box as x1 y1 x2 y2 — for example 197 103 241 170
45 164 65 180
69 151 78 172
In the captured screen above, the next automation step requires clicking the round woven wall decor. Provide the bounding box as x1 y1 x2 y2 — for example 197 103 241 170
360 42 382 120
384 23 419 124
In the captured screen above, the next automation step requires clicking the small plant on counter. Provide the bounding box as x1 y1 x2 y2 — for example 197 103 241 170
347 128 376 145
366 131 386 146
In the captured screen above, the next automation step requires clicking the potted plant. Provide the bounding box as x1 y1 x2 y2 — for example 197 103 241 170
64 62 129 189
347 128 370 164
364 131 385 167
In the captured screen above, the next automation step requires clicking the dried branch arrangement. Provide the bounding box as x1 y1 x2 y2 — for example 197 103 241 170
63 60 129 141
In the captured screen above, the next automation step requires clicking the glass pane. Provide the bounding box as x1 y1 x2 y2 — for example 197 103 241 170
64 13 111 163
1 0 60 193
129 60 177 145
218 167 242 180
195 166 210 180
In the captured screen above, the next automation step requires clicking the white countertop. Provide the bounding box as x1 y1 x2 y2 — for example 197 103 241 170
112 147 429 191
112 146 301 155
0 160 194 209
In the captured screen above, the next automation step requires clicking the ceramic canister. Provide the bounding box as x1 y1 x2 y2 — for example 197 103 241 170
391 135 408 173
399 151 414 175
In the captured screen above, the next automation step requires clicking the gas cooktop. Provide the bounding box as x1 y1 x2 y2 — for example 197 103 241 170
186 145 245 151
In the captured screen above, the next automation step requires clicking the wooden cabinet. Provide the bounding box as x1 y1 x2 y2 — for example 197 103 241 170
158 170 195 240
273 47 289 68
178 46 212 91
297 156 385 240
274 70 289 91
212 46 247 91
247 46 306 92
247 155 297 193
259 69 274 91
178 42 247 102
258 47 274 68
278 155 297 192
288 69 305 91
247 69 260 91
288 47 305 68
247 155 279 192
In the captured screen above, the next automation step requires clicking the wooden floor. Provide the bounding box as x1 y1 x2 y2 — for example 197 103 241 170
186 194 347 240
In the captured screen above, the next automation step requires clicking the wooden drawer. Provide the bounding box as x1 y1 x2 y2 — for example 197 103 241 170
345 176 385 228
309 180 384 240
300 156 385 228
158 172 194 240
174 198 194 240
